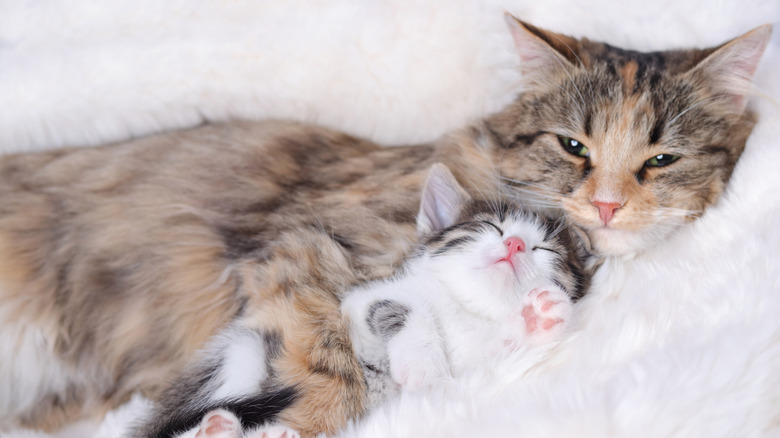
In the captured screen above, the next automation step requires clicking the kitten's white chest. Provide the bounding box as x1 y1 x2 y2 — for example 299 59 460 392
435 300 506 375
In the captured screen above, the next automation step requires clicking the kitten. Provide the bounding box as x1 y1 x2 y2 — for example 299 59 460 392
0 15 769 438
188 164 587 438
342 164 585 398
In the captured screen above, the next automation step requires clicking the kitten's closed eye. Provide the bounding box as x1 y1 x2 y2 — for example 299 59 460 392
531 246 561 256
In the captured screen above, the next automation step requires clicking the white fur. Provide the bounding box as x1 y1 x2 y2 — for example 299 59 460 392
2 0 779 437
0 321 73 428
208 328 269 402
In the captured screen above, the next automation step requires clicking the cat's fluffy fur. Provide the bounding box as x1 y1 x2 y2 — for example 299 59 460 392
0 19 765 437
2 2 778 433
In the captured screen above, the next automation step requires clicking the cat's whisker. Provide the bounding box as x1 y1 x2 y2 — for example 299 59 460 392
548 34 595 101
498 178 562 203
653 207 702 220
667 95 724 128
498 175 558 192
544 216 570 241
459 169 503 217
459 149 511 218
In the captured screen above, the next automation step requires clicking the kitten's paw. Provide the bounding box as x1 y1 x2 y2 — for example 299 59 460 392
521 287 571 342
245 423 301 438
514 287 571 345
388 340 451 391
195 409 240 438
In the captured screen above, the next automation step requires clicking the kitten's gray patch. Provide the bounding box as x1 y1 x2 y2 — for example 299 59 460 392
366 300 411 340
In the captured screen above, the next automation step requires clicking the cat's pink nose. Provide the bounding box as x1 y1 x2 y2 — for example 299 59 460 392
592 200 622 225
504 236 526 257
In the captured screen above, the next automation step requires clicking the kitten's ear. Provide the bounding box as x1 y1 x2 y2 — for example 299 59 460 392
504 14 579 84
686 24 772 114
417 163 470 236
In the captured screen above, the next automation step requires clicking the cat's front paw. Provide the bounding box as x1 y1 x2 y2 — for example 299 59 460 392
195 409 240 438
505 286 571 348
520 287 571 344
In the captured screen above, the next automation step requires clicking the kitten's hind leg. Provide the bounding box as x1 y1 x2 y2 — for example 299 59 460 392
195 409 301 438
195 409 241 438
342 288 451 392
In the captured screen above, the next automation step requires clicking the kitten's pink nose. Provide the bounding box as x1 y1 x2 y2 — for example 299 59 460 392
592 201 622 225
504 236 526 257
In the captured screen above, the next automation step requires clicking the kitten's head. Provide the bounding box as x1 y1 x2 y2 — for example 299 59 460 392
486 16 771 256
414 164 590 317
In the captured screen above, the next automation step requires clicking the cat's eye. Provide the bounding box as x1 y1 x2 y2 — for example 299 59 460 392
558 136 589 158
644 154 680 167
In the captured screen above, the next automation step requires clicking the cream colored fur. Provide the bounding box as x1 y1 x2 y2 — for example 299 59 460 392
1 0 778 437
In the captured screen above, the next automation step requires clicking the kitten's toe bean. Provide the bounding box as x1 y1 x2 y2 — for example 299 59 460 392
196 409 240 438
245 423 301 438
521 287 572 343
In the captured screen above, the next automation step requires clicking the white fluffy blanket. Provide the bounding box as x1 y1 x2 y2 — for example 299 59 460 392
2 1 779 437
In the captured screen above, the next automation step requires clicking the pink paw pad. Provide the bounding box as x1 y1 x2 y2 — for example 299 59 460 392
195 409 239 438
521 288 571 342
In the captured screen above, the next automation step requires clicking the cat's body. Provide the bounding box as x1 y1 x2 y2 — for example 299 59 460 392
0 16 769 438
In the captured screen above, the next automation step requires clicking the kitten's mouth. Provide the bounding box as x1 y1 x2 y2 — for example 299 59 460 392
495 258 525 281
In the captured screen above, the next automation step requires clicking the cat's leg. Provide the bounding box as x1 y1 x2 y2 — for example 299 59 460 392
504 285 572 347
383 301 451 390
195 409 241 438
134 324 297 438
342 288 451 392
195 409 300 438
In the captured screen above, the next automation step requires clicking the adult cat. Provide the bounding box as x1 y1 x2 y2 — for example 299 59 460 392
0 14 769 438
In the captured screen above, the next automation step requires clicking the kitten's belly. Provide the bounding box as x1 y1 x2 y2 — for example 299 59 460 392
444 320 503 375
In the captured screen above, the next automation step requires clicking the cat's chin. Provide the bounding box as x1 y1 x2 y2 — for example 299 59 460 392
588 227 653 257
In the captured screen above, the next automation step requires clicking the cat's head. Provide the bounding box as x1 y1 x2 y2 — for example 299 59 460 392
486 16 771 256
413 163 590 317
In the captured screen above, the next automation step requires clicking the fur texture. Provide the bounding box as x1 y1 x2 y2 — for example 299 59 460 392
0 22 764 436
0 1 778 438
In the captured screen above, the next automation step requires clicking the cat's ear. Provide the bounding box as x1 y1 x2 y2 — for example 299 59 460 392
504 14 579 84
686 24 772 114
417 163 470 236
